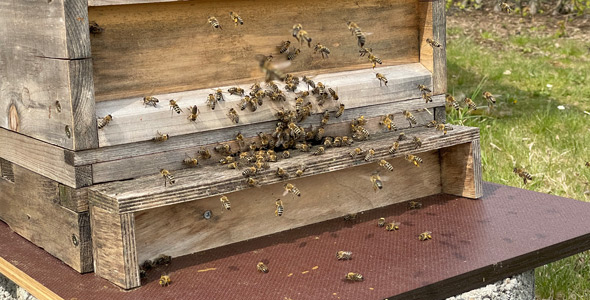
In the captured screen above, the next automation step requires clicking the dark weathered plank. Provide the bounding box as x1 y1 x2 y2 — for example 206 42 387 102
89 0 181 5
440 139 483 198
418 1 433 73
432 0 447 94
58 185 90 213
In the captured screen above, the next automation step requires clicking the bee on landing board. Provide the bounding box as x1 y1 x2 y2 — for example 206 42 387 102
364 148 375 161
419 231 432 241
198 147 211 160
257 262 269 273
336 251 352 260
227 108 239 124
152 131 169 142
385 222 400 231
378 217 386 227
228 87 245 96
345 272 364 282
206 94 217 110
159 275 171 287
370 171 383 192
409 201 423 209
143 96 159 107
160 169 175 187
182 155 198 167
169 100 182 114
187 105 199 122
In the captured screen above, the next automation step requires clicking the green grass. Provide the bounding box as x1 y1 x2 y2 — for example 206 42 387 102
446 27 590 299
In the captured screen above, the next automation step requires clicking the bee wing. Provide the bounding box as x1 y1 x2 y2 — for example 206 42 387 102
282 189 289 196
364 31 374 36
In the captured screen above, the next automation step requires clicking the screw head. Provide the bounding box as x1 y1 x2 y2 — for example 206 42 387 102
203 210 212 220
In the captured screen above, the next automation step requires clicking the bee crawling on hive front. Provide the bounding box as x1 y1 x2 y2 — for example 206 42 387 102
419 231 432 241
364 148 375 161
89 21 104 35
257 262 269 273
97 114 112 129
160 169 175 187
207 16 222 29
376 73 388 86
283 183 301 197
345 272 364 282
385 222 400 231
379 159 394 172
220 195 231 210
513 167 533 184
389 141 400 154
275 199 284 216
229 11 243 26
370 171 383 192
198 147 211 160
343 213 358 221
276 167 289 179
295 164 306 177
335 103 345 118
379 114 396 131
405 154 423 167
398 132 407 141
159 275 171 287
336 251 353 260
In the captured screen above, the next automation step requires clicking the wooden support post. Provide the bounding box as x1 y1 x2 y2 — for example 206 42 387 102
440 139 483 198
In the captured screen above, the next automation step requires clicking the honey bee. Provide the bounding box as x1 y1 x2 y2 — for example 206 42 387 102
227 108 239 124
143 96 159 107
208 16 222 29
228 162 240 169
418 85 432 93
405 154 423 167
187 105 199 122
287 47 301 61
228 87 245 96
336 251 352 260
368 53 382 69
315 127 325 141
169 99 182 114
302 76 316 90
275 199 284 216
257 262 269 273
89 21 104 34
160 169 175 187
219 155 235 165
314 43 331 59
426 38 442 48
296 30 312 47
281 151 291 159
378 217 386 227
206 94 217 110
359 47 372 57
398 132 407 141
379 159 394 172
427 120 438 128
385 222 400 231
343 213 358 221
342 136 354 146
513 167 533 184
296 142 311 152
403 110 417 127
418 231 432 241
242 166 257 177
483 91 496 108
276 167 289 179
389 141 400 154
349 147 364 158
238 96 250 111
278 40 291 54
323 137 333 148
586 162 590 167
345 272 364 282
159 275 171 287
229 11 243 26
352 125 370 140
328 88 339 100
246 177 260 187
321 110 330 126
379 114 396 131
152 131 169 142
409 201 423 209
154 254 171 266
436 123 453 135
422 92 432 103
364 148 375 161
295 164 306 177
370 171 383 192
446 94 460 110
313 146 325 156
376 73 388 86
334 103 345 118
97 114 112 129
285 82 298 92
347 21 366 47
183 155 199 167
284 183 301 197
288 122 302 138
412 136 422 149
220 195 231 210
353 115 367 126
214 144 232 155
333 136 342 147
500 2 513 13
292 23 303 39
198 147 211 159
215 88 225 102
464 97 477 111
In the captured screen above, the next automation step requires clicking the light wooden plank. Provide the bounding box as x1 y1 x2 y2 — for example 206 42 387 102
432 0 447 94
0 164 92 273
120 213 140 289
0 257 63 300
58 186 90 212
88 0 420 101
134 150 442 263
89 0 183 5
440 139 483 199
89 125 479 214
418 1 433 73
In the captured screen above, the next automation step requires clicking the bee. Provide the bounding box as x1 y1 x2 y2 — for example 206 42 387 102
426 38 442 48
296 30 312 47
405 154 423 167
403 110 417 127
246 177 260 187
586 162 590 167
238 96 250 111
284 183 301 197
315 127 325 141
296 142 311 152
152 131 169 142
285 82 298 92
288 122 302 137
513 167 533 184
483 91 496 108
278 40 291 54
418 85 432 93
379 114 396 131
258 132 270 149
436 123 453 135
302 76 316 90
248 97 258 112
220 195 231 210
89 21 104 34
187 105 199 122
276 167 289 179
412 136 422 149
422 92 432 103
427 120 438 128
352 125 370 140
409 201 423 209
389 141 400 154
334 103 345 118
323 137 333 148
347 21 360 34
227 108 239 124
206 94 217 110
214 144 232 155
343 213 358 221
464 97 477 111
183 155 199 167
208 16 222 29
257 262 269 273
295 164 306 177
154 254 172 266
345 272 364 282
364 148 375 161
500 2 513 13
368 53 382 69
359 47 372 57
353 115 367 126
313 146 325 156
370 171 383 192
320 110 330 126
379 159 394 172
143 96 159 107
336 251 353 260
275 199 284 216
160 169 175 187
219 156 235 165
385 222 400 231
228 162 240 169
281 151 291 159
159 275 171 287
214 88 225 102
347 21 366 47
228 87 245 96
349 147 364 158
330 136 341 147
242 167 257 177
418 231 432 241
97 114 112 129
375 73 388 87
250 82 262 94
398 132 407 141
446 94 460 110
229 11 243 26
198 147 211 159
292 23 303 39
378 217 386 227
328 88 339 100
314 43 331 59
342 136 354 146
169 100 182 114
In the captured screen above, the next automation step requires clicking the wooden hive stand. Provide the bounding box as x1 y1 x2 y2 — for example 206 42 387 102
0 0 481 290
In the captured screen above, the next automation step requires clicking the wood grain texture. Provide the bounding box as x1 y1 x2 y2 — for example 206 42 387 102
0 158 15 182
432 0 447 94
58 185 90 212
0 257 63 300
134 150 442 263
0 128 91 188
68 59 99 151
418 1 433 73
0 163 93 273
120 213 140 289
89 0 183 5
89 125 479 214
88 0 420 101
434 105 446 124
440 139 483 199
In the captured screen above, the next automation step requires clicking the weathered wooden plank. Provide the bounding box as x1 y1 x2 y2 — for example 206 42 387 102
440 139 483 198
434 105 447 124
94 63 431 147
88 0 420 101
68 59 99 151
0 158 15 182
89 0 182 5
89 125 479 214
58 186 90 212
0 163 93 273
120 214 140 289
418 1 433 73
0 257 63 300
432 0 447 94
0 128 91 188
134 150 442 263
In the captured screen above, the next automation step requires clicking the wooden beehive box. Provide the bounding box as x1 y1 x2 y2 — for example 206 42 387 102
0 0 482 290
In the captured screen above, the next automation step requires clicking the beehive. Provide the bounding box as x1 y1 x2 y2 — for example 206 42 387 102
0 0 481 289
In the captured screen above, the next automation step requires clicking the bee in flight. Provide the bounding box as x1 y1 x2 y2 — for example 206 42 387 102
160 169 175 187
403 110 417 127
483 91 496 108
89 21 104 35
295 164 306 177
314 43 331 59
347 21 366 47
229 11 243 26
385 222 400 231
227 108 239 124
405 154 423 167
446 94 460 110
370 171 383 192
257 262 269 273
418 231 432 241
296 30 312 48
409 201 423 209
513 167 533 184
359 47 372 57
97 114 112 129
143 96 159 107
287 47 301 61
464 97 477 111
208 16 222 29
275 199 284 216
418 85 431 93
220 195 231 210
379 159 394 172
422 92 432 103
345 272 364 282
284 183 301 197
336 251 352 260
368 53 382 69
169 99 182 114
376 73 388 86
500 2 513 13
328 87 339 100
152 131 169 142
378 217 386 227
187 105 199 122
292 23 302 39
426 38 442 48
159 275 171 287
